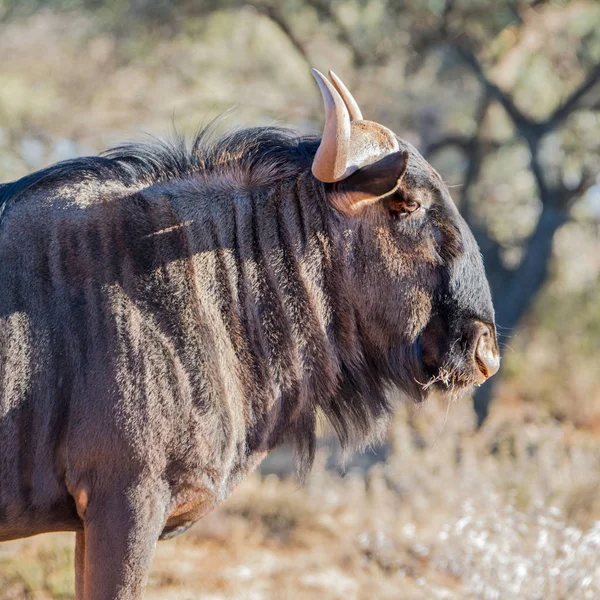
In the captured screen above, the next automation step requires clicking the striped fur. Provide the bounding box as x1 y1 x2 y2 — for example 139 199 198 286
0 126 495 554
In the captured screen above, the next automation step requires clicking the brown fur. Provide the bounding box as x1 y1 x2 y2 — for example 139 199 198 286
0 126 497 599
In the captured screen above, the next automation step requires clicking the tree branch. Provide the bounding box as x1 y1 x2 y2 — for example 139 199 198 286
453 46 538 138
541 62 600 132
557 167 597 210
425 134 473 155
425 135 505 159
304 0 369 68
455 46 600 208
251 3 311 67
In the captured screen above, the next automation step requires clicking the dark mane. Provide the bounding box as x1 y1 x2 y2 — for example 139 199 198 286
0 126 320 223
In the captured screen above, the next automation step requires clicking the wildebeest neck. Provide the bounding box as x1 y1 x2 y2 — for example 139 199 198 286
153 170 397 479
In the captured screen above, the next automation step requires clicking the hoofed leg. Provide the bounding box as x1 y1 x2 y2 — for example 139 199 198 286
75 530 85 600
81 478 168 600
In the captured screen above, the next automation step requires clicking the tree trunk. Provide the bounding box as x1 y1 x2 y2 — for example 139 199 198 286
473 203 569 425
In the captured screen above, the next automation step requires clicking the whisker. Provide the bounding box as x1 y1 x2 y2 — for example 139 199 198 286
432 398 452 447
415 373 442 391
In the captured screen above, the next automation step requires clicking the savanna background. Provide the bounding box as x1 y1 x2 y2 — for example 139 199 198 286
1 0 599 598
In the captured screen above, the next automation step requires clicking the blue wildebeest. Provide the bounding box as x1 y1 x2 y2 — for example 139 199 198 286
0 70 499 599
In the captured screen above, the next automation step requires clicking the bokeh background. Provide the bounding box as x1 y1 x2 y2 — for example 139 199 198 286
1 0 600 598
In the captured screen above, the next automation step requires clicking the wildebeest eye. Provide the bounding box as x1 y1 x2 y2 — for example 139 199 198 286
388 195 421 216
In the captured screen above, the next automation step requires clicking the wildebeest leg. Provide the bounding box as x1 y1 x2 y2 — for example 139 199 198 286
75 530 85 599
81 479 168 600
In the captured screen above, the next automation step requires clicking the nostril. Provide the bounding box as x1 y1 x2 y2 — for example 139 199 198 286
475 352 489 378
475 329 500 379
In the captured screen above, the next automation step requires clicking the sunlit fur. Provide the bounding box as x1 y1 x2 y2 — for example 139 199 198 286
0 126 494 548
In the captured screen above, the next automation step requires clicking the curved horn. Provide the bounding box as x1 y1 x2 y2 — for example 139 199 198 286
311 68 351 183
328 71 363 121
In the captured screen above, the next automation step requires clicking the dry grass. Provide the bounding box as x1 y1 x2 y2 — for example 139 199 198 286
2 398 600 599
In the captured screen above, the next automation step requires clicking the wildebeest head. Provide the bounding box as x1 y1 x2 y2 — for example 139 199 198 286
310 69 499 402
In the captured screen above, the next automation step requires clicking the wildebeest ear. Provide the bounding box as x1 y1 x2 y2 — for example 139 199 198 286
328 150 410 215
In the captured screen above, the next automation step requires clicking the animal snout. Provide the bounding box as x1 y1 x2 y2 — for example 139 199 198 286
470 321 500 382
